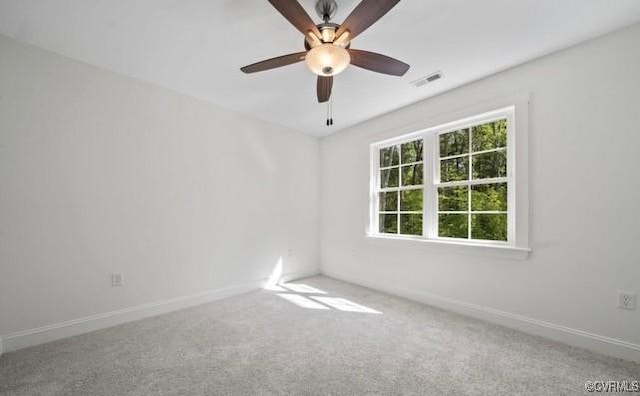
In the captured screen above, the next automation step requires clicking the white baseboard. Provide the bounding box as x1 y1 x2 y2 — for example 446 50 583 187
322 269 640 363
0 269 317 356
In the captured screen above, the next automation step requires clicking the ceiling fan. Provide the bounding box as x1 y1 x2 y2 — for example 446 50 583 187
240 0 409 107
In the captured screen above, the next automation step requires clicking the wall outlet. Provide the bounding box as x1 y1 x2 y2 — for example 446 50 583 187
618 291 636 310
111 273 124 287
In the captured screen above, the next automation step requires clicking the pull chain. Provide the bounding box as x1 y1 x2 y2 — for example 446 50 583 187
326 96 334 126
326 98 330 126
330 97 333 126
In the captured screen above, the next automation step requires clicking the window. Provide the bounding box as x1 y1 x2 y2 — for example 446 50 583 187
378 140 424 235
437 119 508 242
371 106 520 247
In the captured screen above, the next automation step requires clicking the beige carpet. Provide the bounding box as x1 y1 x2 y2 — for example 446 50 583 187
1 276 638 395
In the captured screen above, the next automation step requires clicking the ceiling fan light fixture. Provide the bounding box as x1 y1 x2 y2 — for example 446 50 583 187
305 43 350 76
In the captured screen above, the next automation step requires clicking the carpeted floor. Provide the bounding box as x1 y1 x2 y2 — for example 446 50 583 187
1 276 638 395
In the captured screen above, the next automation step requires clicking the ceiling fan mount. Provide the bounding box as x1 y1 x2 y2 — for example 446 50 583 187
315 0 338 22
240 0 409 106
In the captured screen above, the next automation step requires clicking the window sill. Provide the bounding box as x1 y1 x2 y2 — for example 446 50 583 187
365 234 531 260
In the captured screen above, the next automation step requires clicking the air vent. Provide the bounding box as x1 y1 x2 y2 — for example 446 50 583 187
410 71 443 88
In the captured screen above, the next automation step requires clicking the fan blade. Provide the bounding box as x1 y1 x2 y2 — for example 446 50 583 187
317 76 333 103
335 0 400 41
268 0 322 38
348 49 409 76
240 52 307 74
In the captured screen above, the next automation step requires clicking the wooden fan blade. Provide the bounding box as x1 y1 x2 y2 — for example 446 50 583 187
336 0 400 41
348 49 409 76
240 52 307 74
268 0 322 38
317 76 333 103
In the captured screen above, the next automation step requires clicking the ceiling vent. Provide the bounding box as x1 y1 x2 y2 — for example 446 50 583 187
410 71 443 88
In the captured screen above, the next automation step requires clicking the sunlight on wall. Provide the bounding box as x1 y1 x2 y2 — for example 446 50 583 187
264 257 284 291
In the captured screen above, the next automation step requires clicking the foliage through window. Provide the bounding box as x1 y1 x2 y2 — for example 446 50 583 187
437 119 508 241
372 108 514 245
378 140 424 236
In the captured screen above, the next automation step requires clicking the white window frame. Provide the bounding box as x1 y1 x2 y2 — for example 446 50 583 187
377 142 425 237
369 99 530 257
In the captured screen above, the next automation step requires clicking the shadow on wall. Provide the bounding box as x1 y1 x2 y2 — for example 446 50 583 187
265 257 381 314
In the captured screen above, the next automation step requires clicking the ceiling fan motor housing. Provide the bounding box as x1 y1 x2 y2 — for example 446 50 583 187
304 23 348 51
319 22 339 43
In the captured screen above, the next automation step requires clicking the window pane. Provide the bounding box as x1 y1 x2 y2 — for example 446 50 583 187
472 119 507 152
440 157 469 182
471 214 507 241
401 164 423 186
400 214 422 236
471 183 507 211
380 146 399 167
438 214 468 239
438 186 468 211
400 189 422 211
379 214 398 234
401 140 423 163
439 129 469 157
472 150 506 179
379 191 398 212
380 168 399 188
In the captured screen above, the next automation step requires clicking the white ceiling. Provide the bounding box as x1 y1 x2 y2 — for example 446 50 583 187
1 1 640 137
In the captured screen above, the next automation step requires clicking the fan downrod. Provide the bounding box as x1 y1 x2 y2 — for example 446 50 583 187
315 0 338 22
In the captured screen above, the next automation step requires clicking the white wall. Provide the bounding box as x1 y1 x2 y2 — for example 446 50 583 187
320 23 640 359
0 35 320 339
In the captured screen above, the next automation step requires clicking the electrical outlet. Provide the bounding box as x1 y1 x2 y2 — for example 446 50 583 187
111 273 124 287
618 291 636 310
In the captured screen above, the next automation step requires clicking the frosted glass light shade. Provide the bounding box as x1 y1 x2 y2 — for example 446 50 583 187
305 44 350 76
